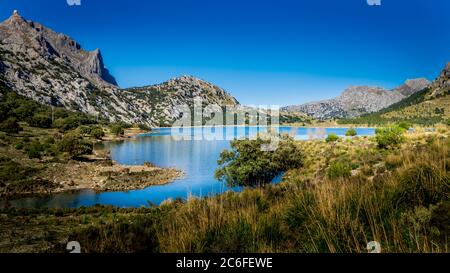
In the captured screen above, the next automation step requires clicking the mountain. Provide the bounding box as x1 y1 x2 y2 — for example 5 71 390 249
283 78 430 119
378 62 450 122
337 62 450 125
119 76 239 125
428 62 450 98
0 11 239 127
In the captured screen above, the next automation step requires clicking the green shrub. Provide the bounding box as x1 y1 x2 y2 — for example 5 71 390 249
57 132 93 158
0 117 22 134
15 143 24 150
79 126 92 136
28 113 52 128
25 140 44 159
53 117 80 132
45 136 55 145
345 128 357 137
375 126 405 149
326 133 339 143
327 161 352 179
110 124 124 136
397 121 412 131
11 100 37 121
215 135 303 186
90 127 105 140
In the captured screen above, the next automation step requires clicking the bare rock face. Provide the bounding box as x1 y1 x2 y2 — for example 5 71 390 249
429 62 450 98
393 78 430 96
0 11 117 86
283 78 430 119
0 11 239 127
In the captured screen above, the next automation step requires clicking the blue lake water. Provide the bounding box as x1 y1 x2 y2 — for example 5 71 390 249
2 127 375 208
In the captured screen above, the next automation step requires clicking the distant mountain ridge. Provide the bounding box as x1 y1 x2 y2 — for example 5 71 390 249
0 11 239 127
283 78 430 119
337 62 450 125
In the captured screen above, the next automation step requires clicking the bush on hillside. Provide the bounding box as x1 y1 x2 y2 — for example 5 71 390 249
345 128 357 137
25 140 45 159
110 123 125 136
326 133 339 143
0 117 22 134
90 127 105 139
327 161 352 179
57 132 93 158
397 121 412 131
375 126 406 149
28 113 52 128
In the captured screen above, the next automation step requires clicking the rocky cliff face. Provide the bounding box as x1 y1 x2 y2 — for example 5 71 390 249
283 78 430 119
0 11 117 86
0 11 239 127
429 62 450 98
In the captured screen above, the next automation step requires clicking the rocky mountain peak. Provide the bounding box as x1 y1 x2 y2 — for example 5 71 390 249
342 86 387 96
394 78 430 96
283 77 431 119
11 10 22 20
166 75 212 87
0 12 117 86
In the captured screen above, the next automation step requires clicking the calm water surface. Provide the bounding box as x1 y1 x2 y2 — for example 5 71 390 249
2 127 375 208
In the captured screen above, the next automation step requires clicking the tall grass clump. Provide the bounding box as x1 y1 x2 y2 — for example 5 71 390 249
283 138 449 253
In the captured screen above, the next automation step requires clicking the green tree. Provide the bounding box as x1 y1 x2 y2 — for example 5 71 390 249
215 135 303 186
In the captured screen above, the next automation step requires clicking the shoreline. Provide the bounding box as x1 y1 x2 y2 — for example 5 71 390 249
0 156 183 198
0 126 183 198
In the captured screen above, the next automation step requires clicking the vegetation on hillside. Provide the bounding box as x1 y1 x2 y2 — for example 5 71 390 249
338 87 450 126
0 89 154 196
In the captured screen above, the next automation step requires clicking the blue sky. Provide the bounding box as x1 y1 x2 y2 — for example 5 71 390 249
0 0 449 106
